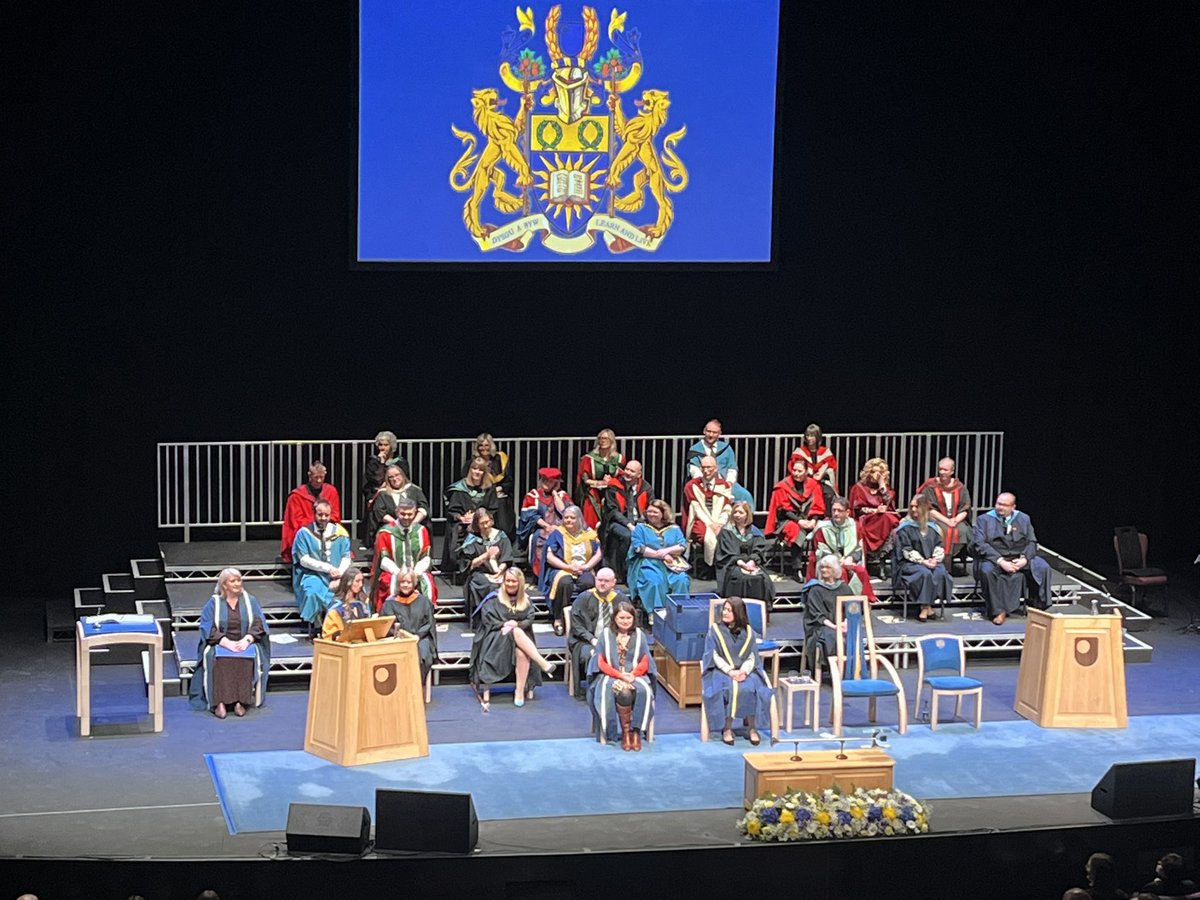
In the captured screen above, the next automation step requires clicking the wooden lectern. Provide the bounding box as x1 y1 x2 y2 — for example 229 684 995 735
304 627 429 766
1014 606 1127 728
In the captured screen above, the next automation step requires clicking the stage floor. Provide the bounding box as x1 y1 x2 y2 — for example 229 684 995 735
4 588 1200 865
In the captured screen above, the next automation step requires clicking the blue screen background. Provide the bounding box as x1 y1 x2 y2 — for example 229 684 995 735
358 0 782 262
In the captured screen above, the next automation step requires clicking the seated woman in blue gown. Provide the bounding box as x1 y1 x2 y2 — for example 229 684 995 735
188 567 270 719
701 597 774 746
587 600 655 751
468 568 557 710
627 499 690 621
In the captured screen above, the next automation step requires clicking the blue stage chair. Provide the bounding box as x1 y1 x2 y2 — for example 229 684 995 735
829 595 907 736
912 632 982 730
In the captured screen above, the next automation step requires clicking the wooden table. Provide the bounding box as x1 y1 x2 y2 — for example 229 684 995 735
743 748 895 808
76 620 163 736
779 676 821 733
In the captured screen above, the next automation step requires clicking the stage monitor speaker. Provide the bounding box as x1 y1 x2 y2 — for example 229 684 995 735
375 788 478 854
286 803 371 856
1090 758 1196 819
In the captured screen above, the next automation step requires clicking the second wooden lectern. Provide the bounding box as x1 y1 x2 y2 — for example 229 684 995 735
304 633 429 766
1014 605 1127 729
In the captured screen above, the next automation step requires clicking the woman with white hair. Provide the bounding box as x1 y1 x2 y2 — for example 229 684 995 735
799 554 854 676
188 568 270 718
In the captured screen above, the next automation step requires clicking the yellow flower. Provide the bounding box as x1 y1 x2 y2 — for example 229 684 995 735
779 810 795 824
816 811 831 825
746 820 762 835
850 807 865 819
882 807 897 820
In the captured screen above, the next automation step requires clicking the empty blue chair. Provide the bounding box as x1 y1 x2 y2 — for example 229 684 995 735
829 595 907 736
913 633 982 730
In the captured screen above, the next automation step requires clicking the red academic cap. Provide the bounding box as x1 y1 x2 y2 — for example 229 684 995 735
538 467 563 480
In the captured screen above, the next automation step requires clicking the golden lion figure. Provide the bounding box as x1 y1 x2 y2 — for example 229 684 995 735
606 89 688 238
450 88 534 238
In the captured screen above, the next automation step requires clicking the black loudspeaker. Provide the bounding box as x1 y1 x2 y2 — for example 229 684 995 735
375 789 479 854
286 803 371 855
1090 758 1196 819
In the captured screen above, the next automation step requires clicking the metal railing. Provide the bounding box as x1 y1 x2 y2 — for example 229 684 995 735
157 432 1003 542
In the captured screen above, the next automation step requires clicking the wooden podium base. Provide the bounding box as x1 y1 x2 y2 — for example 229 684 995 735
743 748 895 808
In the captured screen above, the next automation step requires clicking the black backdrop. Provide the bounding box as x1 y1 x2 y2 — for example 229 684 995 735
6 2 1197 599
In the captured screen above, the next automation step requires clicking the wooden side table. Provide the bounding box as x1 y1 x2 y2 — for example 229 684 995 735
76 620 164 736
779 676 821 733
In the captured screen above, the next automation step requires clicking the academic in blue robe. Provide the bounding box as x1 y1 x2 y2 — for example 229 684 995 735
188 592 270 710
688 439 754 505
626 523 690 615
292 523 353 625
701 621 775 728
586 627 656 743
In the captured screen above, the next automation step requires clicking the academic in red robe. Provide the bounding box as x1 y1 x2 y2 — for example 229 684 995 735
848 480 900 554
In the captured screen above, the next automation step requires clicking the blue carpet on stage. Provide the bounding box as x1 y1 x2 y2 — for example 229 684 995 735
206 714 1200 834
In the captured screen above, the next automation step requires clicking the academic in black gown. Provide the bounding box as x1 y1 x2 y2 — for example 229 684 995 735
715 524 776 608
441 480 499 579
468 593 544 688
379 592 437 682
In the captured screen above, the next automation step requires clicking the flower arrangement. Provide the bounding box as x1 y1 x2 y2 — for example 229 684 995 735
737 786 930 842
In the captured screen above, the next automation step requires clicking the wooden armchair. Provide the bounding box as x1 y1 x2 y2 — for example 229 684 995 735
828 595 907 736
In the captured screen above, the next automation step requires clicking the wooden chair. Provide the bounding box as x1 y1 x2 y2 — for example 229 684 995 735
699 597 781 743
912 633 982 730
828 595 907 736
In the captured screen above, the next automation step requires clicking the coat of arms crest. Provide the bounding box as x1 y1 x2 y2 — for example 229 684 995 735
449 6 687 254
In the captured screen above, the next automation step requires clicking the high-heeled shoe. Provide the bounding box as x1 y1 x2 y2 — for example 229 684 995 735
234 702 246 717
721 729 735 746
514 696 525 708
213 703 227 720
748 729 762 746
541 661 556 679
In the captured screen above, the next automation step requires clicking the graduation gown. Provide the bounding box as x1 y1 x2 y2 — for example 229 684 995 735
369 523 437 610
892 519 956 609
280 483 342 564
681 476 735 566
602 477 654 582
789 444 838 490
468 593 544 688
364 482 430 546
919 478 973 556
812 519 878 602
972 510 1052 614
467 452 514 536
360 454 410 540
188 592 270 710
540 526 601 618
518 487 570 575
764 476 826 555
701 622 775 725
442 480 499 577
848 481 900 554
575 450 625 530
457 528 514 624
568 587 625 699
380 591 437 682
587 627 655 742
687 440 753 504
627 523 690 614
715 525 776 607
292 522 353 625
799 578 853 671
